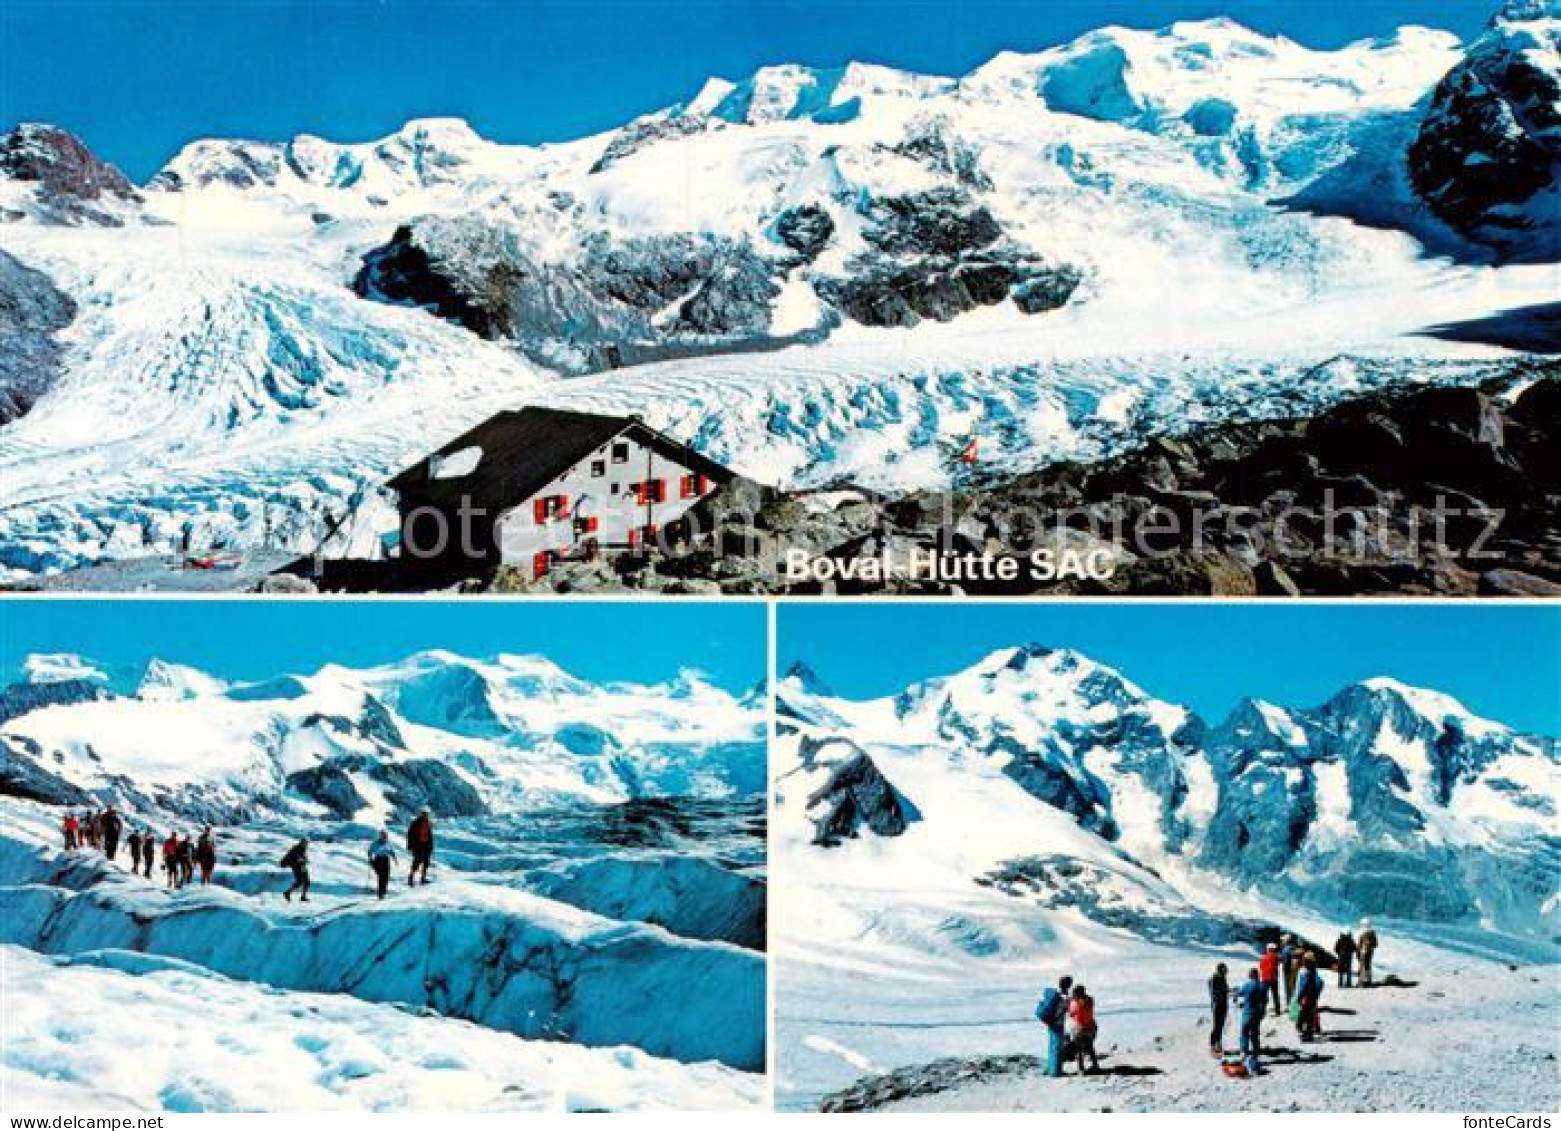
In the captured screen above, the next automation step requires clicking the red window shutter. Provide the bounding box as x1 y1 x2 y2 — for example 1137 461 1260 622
680 474 695 499
697 474 711 494
533 498 548 524
586 516 599 533
628 528 640 548
557 494 569 515
654 478 667 502
532 551 550 579
644 523 659 540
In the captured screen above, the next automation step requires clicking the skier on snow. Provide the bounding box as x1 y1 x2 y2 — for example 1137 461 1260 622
368 831 396 899
407 810 435 886
281 837 311 903
1034 974 1074 1078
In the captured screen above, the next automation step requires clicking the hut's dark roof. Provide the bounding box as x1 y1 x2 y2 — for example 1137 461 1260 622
388 406 732 513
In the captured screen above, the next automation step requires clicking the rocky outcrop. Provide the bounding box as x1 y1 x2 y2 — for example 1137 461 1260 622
285 755 487 821
820 1055 1040 1112
803 743 918 846
354 219 788 372
1408 2 1561 259
0 124 140 225
0 250 77 424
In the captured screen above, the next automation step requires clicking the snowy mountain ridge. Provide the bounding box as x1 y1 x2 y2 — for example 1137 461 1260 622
778 644 1560 936
0 649 765 822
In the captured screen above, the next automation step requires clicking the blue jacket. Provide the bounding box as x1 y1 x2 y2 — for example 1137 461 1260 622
1296 967 1324 1004
1237 978 1266 1021
1036 987 1068 1031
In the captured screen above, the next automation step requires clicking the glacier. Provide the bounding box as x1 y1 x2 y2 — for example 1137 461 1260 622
0 649 767 1109
1 9 1559 581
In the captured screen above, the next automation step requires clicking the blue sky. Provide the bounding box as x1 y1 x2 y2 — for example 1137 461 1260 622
781 603 1561 734
1 0 1493 181
1 599 766 693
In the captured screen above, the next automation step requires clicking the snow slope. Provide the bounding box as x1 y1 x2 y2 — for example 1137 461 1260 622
772 647 1560 1108
1 12 1558 579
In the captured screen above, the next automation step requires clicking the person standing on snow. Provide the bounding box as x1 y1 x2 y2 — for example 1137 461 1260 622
100 806 123 861
1258 942 1282 1017
368 831 397 899
1208 962 1230 1056
128 828 143 873
162 832 181 888
195 828 217 885
140 829 155 878
281 837 311 903
1068 984 1101 1075
406 810 435 886
1333 929 1357 988
1280 934 1301 1007
1357 920 1379 986
1295 956 1324 1041
1237 967 1266 1076
62 813 79 851
1035 974 1074 1078
177 835 195 886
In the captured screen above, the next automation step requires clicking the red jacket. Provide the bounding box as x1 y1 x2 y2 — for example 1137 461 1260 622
1259 952 1280 982
1068 996 1096 1029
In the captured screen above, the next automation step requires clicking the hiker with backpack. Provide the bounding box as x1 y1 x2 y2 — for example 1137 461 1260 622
1295 955 1324 1041
100 806 123 860
62 813 79 850
1068 984 1100 1075
1236 966 1266 1076
140 829 155 877
368 831 396 899
1334 929 1357 988
1258 942 1282 1017
1208 962 1230 1056
1357 920 1379 986
128 829 143 873
177 835 195 886
196 828 217 885
407 810 435 886
281 838 311 902
1035 975 1074 1078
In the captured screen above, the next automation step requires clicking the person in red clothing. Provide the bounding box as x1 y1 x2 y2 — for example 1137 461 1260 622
1259 942 1283 1017
1067 984 1101 1074
162 833 181 889
406 810 435 886
62 813 79 850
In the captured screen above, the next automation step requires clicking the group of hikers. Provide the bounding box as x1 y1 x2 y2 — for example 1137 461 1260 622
1035 922 1384 1081
277 809 438 903
61 807 217 888
1209 924 1382 1077
59 806 439 903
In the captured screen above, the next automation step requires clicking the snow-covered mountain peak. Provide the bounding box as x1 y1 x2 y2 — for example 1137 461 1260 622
1348 676 1508 737
136 658 230 702
781 661 833 697
20 653 109 687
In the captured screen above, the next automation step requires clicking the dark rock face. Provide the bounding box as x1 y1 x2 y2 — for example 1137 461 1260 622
591 111 714 173
0 736 96 806
819 1055 1040 1113
886 117 994 191
0 124 140 224
1408 5 1561 259
0 250 77 423
803 742 919 846
354 219 787 372
0 678 109 726
286 755 485 821
773 204 835 259
818 189 1081 327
